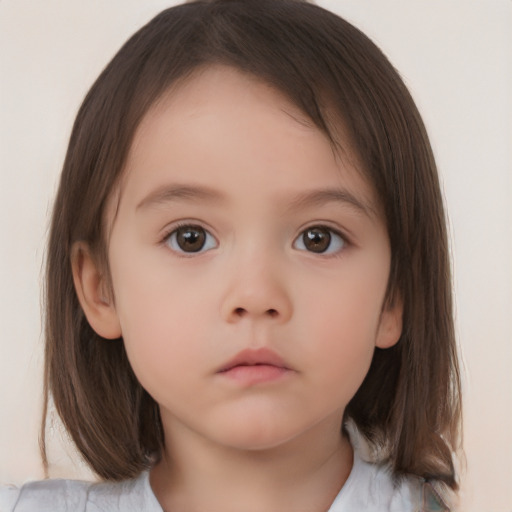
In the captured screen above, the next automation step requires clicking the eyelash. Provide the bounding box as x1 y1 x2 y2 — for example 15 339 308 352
160 223 350 257
292 225 348 257
161 222 218 257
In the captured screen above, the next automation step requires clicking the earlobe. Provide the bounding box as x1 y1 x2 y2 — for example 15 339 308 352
375 295 403 349
71 242 122 340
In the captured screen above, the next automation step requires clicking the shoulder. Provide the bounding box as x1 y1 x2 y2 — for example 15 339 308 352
328 454 450 512
329 422 451 512
0 472 162 512
0 479 91 512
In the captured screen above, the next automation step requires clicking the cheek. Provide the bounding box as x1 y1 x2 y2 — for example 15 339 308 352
111 240 208 333
110 262 211 388
301 305 377 407
294 263 387 391
306 299 377 372
297 257 388 338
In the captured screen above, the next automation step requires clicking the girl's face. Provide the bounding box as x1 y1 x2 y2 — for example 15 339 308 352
82 65 401 452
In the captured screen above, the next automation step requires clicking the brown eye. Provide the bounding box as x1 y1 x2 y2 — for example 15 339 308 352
303 227 331 253
294 226 346 254
166 225 217 253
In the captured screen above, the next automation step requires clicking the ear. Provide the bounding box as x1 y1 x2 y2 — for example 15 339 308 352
375 294 403 349
71 242 122 339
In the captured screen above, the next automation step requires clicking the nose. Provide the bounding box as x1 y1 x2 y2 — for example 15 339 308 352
220 256 293 324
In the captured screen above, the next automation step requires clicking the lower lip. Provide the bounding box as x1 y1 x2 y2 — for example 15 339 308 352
219 365 290 386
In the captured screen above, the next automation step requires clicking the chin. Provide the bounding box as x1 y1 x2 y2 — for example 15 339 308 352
209 416 307 453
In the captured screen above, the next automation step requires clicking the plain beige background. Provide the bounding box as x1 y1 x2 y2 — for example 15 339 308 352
1 1 511 510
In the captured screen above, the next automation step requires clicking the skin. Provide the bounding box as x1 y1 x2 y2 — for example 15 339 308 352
73 65 402 512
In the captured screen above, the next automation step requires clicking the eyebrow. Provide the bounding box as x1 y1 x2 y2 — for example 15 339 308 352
136 184 225 211
136 183 376 219
287 188 377 219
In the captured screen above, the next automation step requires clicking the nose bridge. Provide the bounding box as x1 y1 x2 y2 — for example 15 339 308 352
220 242 292 323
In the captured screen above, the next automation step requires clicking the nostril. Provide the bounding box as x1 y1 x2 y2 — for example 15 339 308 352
232 307 278 318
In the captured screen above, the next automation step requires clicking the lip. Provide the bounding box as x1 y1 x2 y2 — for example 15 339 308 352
218 347 288 372
217 348 292 386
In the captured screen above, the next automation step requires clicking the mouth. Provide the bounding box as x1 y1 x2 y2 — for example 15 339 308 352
217 348 292 386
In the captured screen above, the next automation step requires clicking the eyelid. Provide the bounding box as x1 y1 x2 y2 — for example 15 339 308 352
159 219 215 240
292 224 350 256
160 221 219 256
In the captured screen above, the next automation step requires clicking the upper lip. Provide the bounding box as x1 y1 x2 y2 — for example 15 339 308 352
218 348 288 372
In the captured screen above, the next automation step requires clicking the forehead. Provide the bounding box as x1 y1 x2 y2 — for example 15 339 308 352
113 64 380 219
132 65 323 163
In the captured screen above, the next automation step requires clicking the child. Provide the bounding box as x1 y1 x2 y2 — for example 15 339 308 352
0 0 462 510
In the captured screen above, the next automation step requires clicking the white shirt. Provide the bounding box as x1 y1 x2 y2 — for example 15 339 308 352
0 451 447 511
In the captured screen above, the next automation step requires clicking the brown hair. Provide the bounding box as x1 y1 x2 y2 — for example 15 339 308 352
42 0 462 491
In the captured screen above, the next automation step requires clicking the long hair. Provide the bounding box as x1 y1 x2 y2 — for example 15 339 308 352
42 0 462 489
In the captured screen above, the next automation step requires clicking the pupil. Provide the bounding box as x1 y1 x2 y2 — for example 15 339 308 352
304 227 331 253
177 226 206 252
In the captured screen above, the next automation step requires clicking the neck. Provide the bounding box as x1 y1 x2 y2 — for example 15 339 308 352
150 415 353 512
